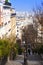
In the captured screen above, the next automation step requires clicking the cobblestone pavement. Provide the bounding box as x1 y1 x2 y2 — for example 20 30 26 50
5 55 43 65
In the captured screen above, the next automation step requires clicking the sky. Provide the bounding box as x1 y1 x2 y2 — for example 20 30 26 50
10 0 43 12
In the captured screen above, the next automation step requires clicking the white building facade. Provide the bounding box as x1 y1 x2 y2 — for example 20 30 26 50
16 12 33 40
0 2 16 38
0 2 11 38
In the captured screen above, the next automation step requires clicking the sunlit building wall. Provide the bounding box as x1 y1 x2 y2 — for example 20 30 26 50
0 2 16 39
10 8 16 42
16 12 33 40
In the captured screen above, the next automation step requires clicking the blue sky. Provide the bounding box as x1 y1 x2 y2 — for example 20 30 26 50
10 0 43 11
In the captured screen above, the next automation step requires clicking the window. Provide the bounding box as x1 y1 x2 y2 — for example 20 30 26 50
8 21 10 23
16 33 19 38
17 30 19 32
9 29 11 32
4 22 7 25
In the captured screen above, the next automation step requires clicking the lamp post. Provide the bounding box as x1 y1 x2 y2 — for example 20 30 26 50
23 41 28 65
21 26 28 65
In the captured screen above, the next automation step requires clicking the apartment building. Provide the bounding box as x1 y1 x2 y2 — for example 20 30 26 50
16 12 33 40
10 8 16 42
0 2 16 39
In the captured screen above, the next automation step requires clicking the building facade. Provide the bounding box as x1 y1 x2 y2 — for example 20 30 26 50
0 2 16 39
16 12 33 40
10 8 16 42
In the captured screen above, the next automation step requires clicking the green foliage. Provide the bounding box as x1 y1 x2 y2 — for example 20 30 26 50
9 47 17 60
9 42 19 60
32 44 43 54
39 45 43 54
0 38 23 60
18 48 22 55
14 43 19 54
0 39 10 59
5 0 9 2
14 43 22 55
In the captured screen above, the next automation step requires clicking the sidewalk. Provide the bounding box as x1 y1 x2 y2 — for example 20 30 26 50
5 55 43 65
6 60 43 65
6 56 23 65
6 60 22 65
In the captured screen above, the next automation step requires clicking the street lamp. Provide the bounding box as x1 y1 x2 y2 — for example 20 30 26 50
23 41 28 65
21 27 28 65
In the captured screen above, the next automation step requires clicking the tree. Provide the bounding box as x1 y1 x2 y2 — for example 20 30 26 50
33 2 43 44
0 39 10 59
5 0 9 2
22 24 37 51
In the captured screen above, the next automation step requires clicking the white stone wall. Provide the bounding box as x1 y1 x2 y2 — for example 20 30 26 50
0 4 11 38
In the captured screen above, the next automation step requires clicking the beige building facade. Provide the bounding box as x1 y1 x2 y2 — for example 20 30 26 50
10 8 16 42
